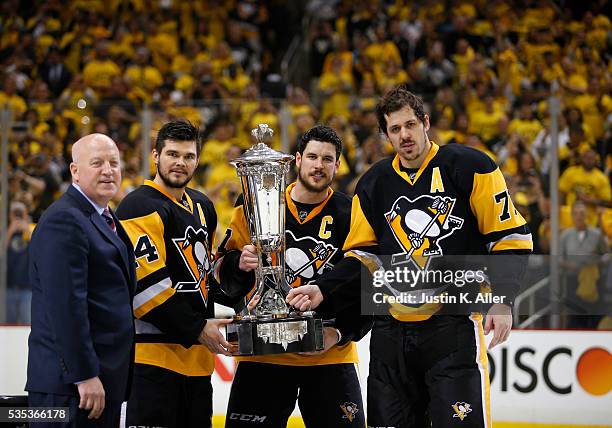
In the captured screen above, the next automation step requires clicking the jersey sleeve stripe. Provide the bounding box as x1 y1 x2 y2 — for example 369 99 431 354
342 195 378 251
470 168 527 235
136 267 170 293
345 249 383 274
135 318 163 334
133 277 175 318
489 235 534 252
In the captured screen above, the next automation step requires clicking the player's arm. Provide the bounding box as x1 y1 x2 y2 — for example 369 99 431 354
466 155 533 306
192 198 249 307
117 209 205 347
464 153 533 348
288 191 379 315
332 305 374 345
212 195 257 306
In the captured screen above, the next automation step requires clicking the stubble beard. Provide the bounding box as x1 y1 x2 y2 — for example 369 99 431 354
157 164 194 189
297 167 332 194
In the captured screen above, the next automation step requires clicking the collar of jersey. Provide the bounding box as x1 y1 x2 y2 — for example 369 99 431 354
392 141 439 185
144 179 194 213
286 182 334 224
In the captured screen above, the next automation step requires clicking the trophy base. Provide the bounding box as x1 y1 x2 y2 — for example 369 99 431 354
226 315 324 356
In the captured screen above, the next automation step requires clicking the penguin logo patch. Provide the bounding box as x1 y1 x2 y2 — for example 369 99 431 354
452 401 472 420
385 195 463 270
285 230 337 287
340 402 359 422
172 225 211 305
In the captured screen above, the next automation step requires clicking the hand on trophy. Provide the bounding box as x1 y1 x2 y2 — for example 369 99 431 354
239 244 258 272
246 293 260 311
299 327 340 356
198 318 234 356
286 284 324 311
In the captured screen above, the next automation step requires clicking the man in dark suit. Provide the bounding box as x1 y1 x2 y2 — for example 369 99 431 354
39 46 72 97
27 133 136 427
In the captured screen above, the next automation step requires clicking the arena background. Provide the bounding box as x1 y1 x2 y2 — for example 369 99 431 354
0 0 610 426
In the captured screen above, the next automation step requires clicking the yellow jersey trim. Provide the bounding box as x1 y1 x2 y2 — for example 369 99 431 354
343 195 378 250
144 179 194 213
285 182 334 224
391 141 440 185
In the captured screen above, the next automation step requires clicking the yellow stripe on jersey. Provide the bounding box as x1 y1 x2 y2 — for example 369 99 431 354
236 342 358 366
224 204 251 252
120 211 167 280
389 302 440 322
135 343 215 376
343 195 378 251
196 202 207 226
144 179 193 213
470 313 492 428
470 167 527 235
133 277 175 318
345 249 383 273
491 238 533 252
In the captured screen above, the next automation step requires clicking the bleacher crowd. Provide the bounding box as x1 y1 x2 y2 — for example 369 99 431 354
2 0 610 325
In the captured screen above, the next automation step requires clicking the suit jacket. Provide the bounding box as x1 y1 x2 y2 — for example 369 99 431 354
40 62 72 97
26 185 136 401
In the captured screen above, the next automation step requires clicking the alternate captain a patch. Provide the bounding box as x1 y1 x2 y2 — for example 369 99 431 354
385 195 463 270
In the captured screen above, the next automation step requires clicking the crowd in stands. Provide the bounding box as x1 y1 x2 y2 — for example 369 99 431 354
1 0 300 230
1 0 610 324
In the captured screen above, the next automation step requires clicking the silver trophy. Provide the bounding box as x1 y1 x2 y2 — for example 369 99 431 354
225 124 324 355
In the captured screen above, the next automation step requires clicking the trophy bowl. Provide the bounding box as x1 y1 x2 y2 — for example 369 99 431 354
226 124 324 356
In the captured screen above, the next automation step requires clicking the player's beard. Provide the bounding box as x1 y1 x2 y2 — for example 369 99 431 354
157 162 194 189
297 166 333 193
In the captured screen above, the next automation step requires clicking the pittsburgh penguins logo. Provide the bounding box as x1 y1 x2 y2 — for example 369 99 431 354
385 195 463 270
340 402 359 422
452 401 472 420
172 225 211 305
285 230 338 287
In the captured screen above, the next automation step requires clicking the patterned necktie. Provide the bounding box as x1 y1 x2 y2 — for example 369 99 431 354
102 207 117 234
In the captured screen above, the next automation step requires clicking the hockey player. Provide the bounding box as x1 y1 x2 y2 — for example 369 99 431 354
288 85 533 427
216 125 370 428
116 121 247 428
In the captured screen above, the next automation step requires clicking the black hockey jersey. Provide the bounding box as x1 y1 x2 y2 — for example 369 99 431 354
317 142 533 322
116 180 221 376
217 182 364 365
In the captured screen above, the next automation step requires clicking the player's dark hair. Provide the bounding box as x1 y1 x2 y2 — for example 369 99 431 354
298 125 343 160
376 84 426 135
155 120 201 156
